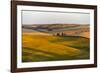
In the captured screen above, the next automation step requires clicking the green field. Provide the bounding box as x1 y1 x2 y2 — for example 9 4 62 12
22 32 90 62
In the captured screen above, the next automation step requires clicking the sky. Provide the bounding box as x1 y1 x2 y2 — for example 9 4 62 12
22 10 90 25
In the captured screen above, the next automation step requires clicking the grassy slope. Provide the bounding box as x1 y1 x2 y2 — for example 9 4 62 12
22 32 90 62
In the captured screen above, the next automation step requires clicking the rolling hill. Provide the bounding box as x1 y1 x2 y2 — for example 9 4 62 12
22 24 90 62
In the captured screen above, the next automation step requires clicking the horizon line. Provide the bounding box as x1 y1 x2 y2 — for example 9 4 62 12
22 23 89 25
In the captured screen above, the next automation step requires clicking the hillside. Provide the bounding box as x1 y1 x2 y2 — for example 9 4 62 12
22 24 90 62
22 24 90 38
22 33 89 62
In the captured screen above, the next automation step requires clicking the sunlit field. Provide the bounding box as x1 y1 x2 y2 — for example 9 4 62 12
22 28 90 62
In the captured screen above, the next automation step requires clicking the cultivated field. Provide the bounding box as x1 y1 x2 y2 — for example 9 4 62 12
22 24 90 62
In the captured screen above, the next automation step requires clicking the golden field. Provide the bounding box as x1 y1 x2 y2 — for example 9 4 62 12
22 31 90 62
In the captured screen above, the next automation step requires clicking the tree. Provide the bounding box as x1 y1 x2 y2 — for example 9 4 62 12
57 33 60 36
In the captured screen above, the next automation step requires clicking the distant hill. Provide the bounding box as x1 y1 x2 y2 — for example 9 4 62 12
22 24 89 38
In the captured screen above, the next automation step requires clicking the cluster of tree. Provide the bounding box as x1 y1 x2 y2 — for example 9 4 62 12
53 32 67 36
